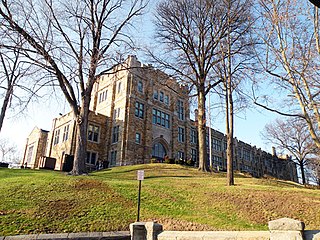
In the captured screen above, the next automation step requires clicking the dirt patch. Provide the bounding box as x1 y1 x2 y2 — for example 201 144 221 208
147 218 214 231
33 199 78 220
73 179 106 190
207 190 320 229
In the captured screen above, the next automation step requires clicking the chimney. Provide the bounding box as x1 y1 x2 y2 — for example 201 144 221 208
272 146 276 156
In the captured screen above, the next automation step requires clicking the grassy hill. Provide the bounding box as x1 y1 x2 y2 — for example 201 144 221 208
0 164 320 236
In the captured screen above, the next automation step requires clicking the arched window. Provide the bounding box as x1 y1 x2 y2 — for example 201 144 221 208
152 142 167 159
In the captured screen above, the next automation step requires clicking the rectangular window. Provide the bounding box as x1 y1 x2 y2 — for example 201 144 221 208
178 127 185 143
190 128 197 144
99 90 107 103
86 151 97 165
177 100 185 120
54 129 60 145
26 145 34 164
112 125 119 143
137 81 143 93
213 138 222 151
88 124 100 142
191 148 197 162
159 91 164 102
118 81 122 93
152 108 170 129
243 149 251 161
178 151 185 160
135 102 144 119
114 108 120 119
213 155 223 168
152 109 157 124
153 90 158 100
164 94 169 105
62 125 69 142
110 150 117 166
135 132 141 144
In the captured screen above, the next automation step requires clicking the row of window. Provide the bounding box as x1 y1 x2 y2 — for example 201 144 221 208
152 108 170 128
153 90 170 105
54 123 99 146
98 90 108 103
54 125 70 145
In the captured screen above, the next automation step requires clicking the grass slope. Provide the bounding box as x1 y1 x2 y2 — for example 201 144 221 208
0 164 320 236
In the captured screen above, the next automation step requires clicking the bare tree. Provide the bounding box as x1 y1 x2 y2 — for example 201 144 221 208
214 0 255 185
152 0 237 171
255 0 320 151
306 158 320 185
0 138 20 163
0 0 147 175
262 118 316 184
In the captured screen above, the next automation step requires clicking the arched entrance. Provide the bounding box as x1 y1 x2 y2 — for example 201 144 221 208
152 142 167 160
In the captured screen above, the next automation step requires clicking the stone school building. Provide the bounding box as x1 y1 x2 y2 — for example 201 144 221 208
21 56 298 182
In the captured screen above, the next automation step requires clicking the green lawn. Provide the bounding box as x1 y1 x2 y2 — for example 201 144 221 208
0 164 319 236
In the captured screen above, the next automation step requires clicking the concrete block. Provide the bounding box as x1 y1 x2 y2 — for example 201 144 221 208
36 233 69 239
270 230 303 240
268 218 305 231
4 234 38 240
130 222 147 240
101 231 131 240
67 232 103 239
145 222 162 240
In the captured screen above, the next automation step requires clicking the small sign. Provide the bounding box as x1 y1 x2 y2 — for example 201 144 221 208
137 170 144 181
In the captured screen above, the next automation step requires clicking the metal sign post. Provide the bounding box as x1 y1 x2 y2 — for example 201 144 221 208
137 170 144 222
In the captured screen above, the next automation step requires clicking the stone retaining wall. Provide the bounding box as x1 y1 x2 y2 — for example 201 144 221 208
2 218 320 240
130 218 320 240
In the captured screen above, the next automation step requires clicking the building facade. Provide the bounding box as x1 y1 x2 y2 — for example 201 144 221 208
21 56 298 182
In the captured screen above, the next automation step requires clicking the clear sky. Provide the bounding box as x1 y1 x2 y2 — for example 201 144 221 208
0 0 281 158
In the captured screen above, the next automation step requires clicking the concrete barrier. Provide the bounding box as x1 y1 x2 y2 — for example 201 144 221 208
130 218 320 240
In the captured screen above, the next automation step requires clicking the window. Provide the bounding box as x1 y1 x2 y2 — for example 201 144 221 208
113 108 120 119
135 132 141 144
153 90 158 100
191 149 197 162
137 81 143 93
178 127 185 143
110 150 117 166
243 149 251 161
112 125 120 143
88 124 99 142
62 125 69 142
152 142 167 159
135 102 144 119
54 129 60 145
99 90 107 103
159 91 164 102
178 151 185 160
177 100 185 120
152 108 170 128
213 138 222 151
164 94 169 105
190 128 197 144
117 81 122 93
86 151 97 165
213 155 223 168
26 145 34 164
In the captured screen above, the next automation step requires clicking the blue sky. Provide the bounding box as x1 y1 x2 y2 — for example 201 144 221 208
0 0 281 156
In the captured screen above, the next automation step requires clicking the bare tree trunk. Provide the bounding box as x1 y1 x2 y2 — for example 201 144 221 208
70 96 90 175
226 88 234 186
226 0 234 186
300 161 306 185
198 87 208 172
0 86 12 132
